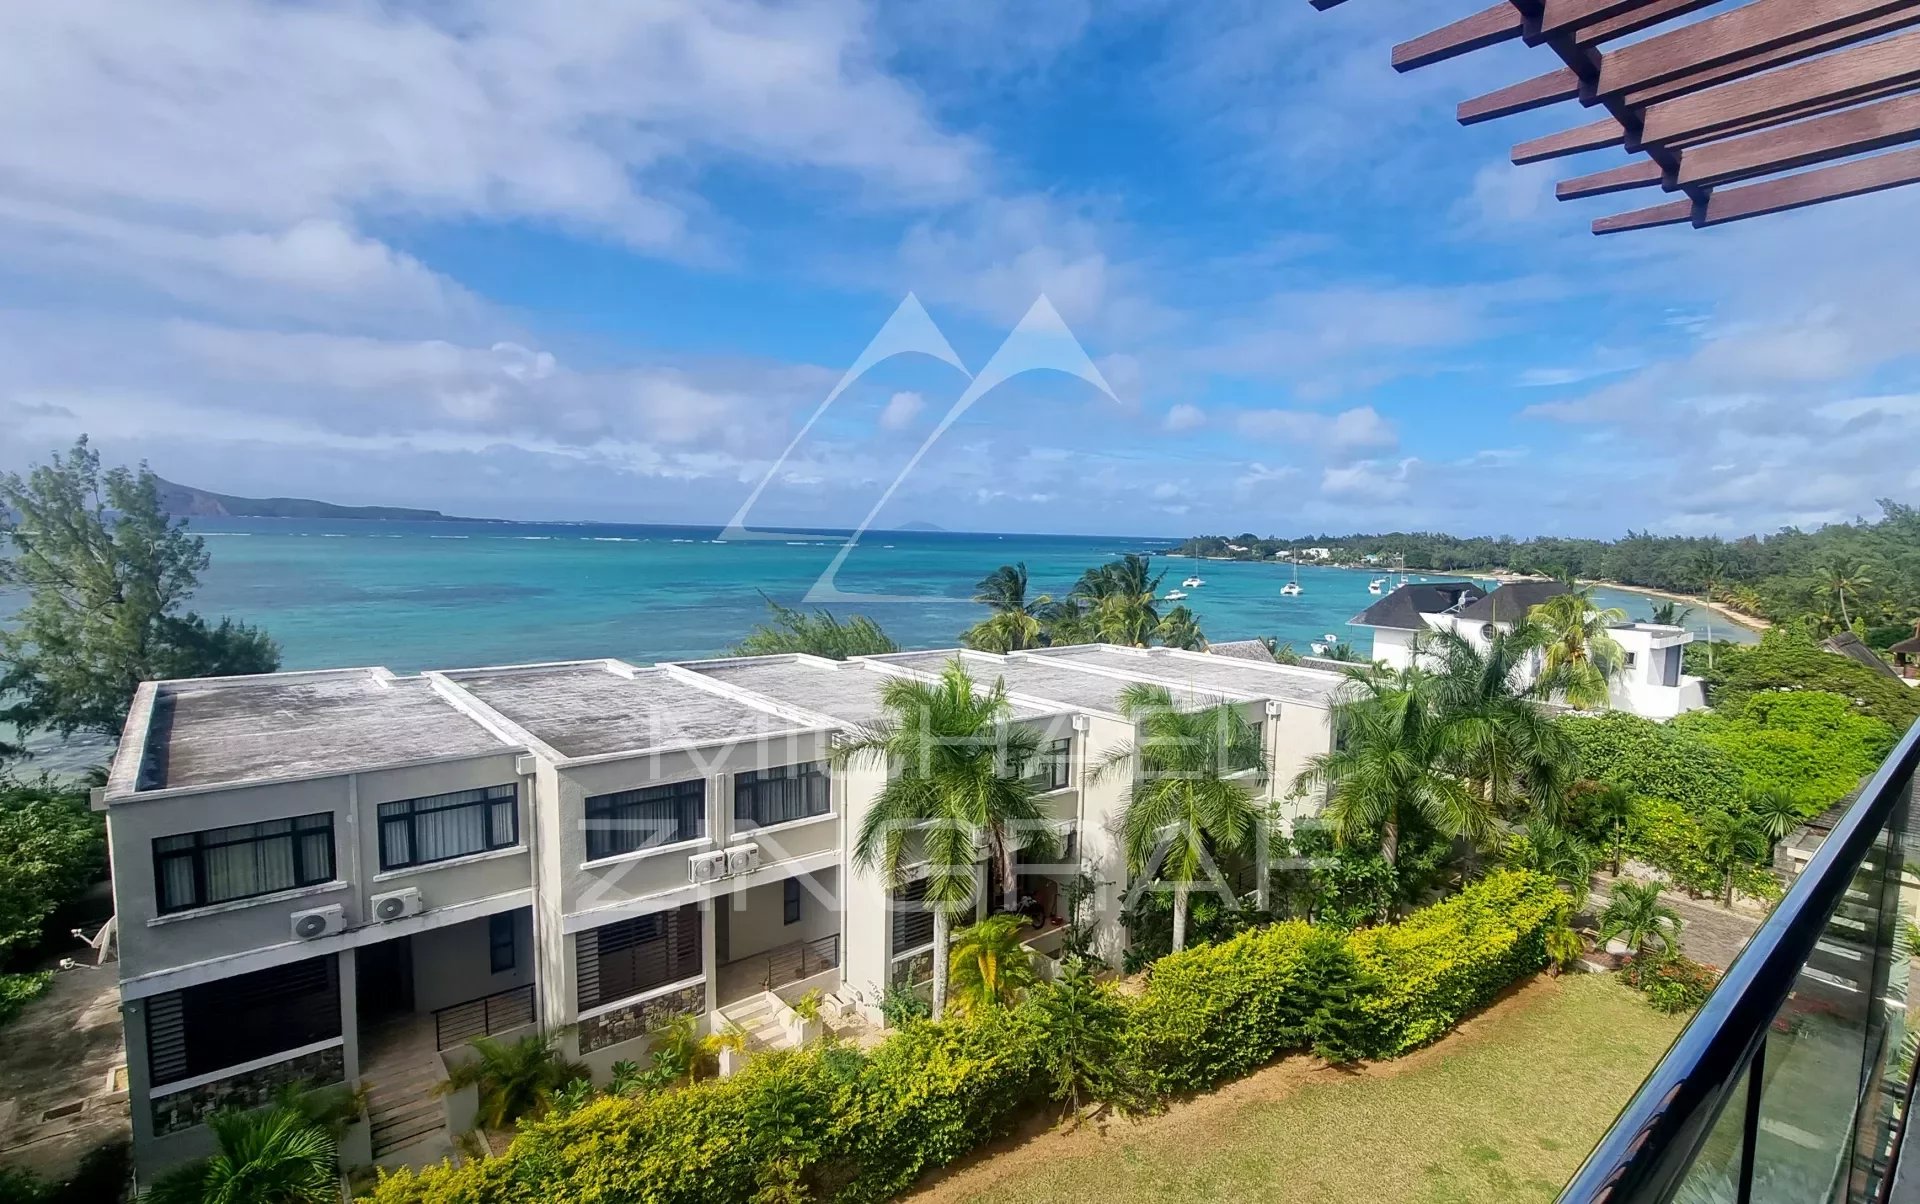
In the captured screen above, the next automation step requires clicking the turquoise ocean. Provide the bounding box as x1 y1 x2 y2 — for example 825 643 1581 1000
25 517 1754 674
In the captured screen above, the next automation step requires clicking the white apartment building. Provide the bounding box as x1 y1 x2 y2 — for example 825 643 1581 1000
98 644 1345 1177
1350 580 1708 718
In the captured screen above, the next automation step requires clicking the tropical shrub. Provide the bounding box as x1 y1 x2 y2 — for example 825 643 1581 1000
1621 953 1719 1014
1558 712 1744 813
0 971 52 1029
1690 627 1920 731
358 872 1566 1204
1346 869 1563 1056
1674 690 1893 808
0 779 106 957
1626 799 1780 902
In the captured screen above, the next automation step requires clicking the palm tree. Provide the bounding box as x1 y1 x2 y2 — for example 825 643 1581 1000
144 1105 337 1204
838 660 1048 1018
1071 554 1163 646
1422 624 1575 823
1038 595 1098 646
1819 560 1872 627
964 563 1050 653
731 598 897 659
947 912 1039 1015
1530 585 1628 709
1649 600 1693 627
1597 880 1682 957
1511 819 1597 909
1094 683 1268 952
436 1032 587 1130
1154 605 1205 651
1584 781 1637 876
1545 919 1587 976
1291 668 1491 879
1700 810 1768 907
1744 786 1803 861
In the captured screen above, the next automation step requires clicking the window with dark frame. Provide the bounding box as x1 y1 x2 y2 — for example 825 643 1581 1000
489 912 516 974
584 779 706 861
891 876 934 954
733 761 831 829
576 903 702 1009
153 813 335 914
1021 738 1072 792
377 784 518 871
783 877 802 925
147 955 341 1086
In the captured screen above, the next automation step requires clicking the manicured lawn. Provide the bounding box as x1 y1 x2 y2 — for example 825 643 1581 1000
907 974 1685 1204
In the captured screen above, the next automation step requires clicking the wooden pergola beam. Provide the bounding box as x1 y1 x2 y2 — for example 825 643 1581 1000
1593 197 1695 233
1599 0 1916 99
1558 158 1668 198
1642 27 1920 145
1623 7 1920 106
1393 3 1524 72
1540 0 1660 36
1699 142 1920 222
1676 90 1920 186
1513 116 1628 163
1459 68 1583 125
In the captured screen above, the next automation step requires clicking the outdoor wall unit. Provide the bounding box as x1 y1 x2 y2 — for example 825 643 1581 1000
724 843 760 877
688 850 726 884
370 886 424 922
290 904 345 941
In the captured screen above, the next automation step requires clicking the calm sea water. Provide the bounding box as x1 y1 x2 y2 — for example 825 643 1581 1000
10 516 1752 674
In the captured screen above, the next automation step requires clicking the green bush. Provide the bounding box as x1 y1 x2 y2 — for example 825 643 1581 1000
0 970 52 1029
1674 690 1893 809
1559 712 1744 813
1620 953 1718 1014
1692 627 1920 732
1624 798 1780 902
0 779 106 958
359 872 1564 1204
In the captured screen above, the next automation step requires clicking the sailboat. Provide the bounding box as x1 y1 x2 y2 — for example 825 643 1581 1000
1280 561 1303 597
1181 548 1205 589
1368 577 1386 595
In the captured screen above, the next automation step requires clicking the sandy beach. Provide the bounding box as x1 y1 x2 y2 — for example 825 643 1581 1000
1581 579 1769 634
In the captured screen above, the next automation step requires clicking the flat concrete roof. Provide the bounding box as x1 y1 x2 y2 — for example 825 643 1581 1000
128 669 515 795
679 656 897 726
1030 646 1347 708
442 661 809 759
684 653 1061 724
869 649 1244 715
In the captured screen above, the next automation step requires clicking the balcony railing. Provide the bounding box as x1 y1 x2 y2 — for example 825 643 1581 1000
1560 716 1920 1204
757 935 839 992
432 984 537 1051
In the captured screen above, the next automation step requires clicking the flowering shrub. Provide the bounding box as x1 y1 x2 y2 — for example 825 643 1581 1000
1621 953 1718 1014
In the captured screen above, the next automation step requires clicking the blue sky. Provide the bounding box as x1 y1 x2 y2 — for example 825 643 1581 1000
2 1 1917 539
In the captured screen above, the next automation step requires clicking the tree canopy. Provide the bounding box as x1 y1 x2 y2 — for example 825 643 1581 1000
1 437 280 743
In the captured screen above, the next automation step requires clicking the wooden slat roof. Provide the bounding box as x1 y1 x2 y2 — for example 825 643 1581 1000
1308 0 1920 233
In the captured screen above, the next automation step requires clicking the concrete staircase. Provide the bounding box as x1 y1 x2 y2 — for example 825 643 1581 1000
717 994 791 1053
360 1018 447 1161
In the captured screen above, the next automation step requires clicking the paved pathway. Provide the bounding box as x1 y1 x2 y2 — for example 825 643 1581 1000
1584 874 1764 971
0 962 128 1180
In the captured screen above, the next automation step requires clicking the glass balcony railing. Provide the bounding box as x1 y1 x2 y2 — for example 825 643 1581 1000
1561 718 1920 1204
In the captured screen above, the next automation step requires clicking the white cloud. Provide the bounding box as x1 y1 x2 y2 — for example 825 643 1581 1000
879 391 925 431
1322 457 1417 502
1235 404 1397 456
1164 403 1206 431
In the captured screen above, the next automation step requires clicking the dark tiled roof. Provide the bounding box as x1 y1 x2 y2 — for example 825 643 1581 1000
1454 580 1569 623
1823 633 1904 680
1349 582 1485 631
1206 639 1277 663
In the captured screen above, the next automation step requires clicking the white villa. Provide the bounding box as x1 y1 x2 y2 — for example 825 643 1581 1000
97 644 1345 1177
1349 579 1707 719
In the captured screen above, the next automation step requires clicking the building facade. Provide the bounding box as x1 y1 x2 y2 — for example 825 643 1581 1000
1350 580 1708 718
99 645 1344 1176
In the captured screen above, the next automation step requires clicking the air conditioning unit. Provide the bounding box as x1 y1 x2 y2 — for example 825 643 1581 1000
290 904 345 941
688 850 724 884
370 887 424 922
725 844 760 877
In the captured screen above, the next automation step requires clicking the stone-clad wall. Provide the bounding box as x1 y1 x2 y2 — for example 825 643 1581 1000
151 1045 346 1136
577 984 703 1054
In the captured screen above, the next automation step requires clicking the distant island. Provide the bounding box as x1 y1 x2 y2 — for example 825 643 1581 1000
891 520 948 533
154 477 484 522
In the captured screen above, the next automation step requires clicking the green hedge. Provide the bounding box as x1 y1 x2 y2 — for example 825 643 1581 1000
361 871 1562 1204
1558 711 1745 812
